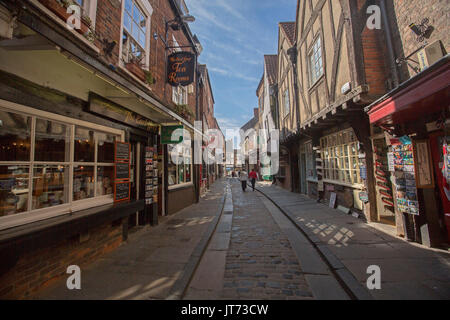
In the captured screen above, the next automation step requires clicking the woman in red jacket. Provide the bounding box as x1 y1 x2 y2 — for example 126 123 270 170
249 169 258 191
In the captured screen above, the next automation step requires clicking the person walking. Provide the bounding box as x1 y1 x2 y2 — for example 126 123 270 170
240 170 248 192
249 169 258 191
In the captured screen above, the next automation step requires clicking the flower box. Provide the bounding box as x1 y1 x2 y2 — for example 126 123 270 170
125 62 146 82
39 0 90 35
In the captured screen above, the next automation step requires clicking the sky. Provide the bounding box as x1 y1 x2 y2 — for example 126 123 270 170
186 0 297 142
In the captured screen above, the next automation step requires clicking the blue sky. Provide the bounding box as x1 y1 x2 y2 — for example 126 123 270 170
187 0 297 139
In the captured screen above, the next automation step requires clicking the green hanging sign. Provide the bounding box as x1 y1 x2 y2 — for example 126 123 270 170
161 125 184 144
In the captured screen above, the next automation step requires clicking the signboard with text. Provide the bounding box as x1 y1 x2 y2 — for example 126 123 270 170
161 125 184 144
167 52 195 86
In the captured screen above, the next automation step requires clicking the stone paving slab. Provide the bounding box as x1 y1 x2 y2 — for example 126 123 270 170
37 179 228 300
257 183 450 300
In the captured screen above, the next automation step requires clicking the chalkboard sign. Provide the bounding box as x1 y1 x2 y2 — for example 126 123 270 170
114 182 130 202
115 142 130 162
115 163 130 180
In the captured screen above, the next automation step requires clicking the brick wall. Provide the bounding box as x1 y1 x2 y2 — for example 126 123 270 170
389 0 449 82
0 221 124 299
93 0 122 66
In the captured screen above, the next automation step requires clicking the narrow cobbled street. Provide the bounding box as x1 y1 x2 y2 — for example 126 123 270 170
37 179 450 300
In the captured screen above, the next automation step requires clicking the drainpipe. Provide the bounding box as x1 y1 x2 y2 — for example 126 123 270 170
380 0 400 88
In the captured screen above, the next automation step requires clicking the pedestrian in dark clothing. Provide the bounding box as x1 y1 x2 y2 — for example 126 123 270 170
249 169 258 191
240 170 248 192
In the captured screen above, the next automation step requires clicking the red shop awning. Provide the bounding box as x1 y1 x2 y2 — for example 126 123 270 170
367 56 450 125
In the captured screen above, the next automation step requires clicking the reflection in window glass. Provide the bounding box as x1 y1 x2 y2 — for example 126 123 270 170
0 111 31 161
97 133 116 163
73 166 94 201
168 163 176 186
0 166 29 217
32 165 69 210
35 119 70 162
97 166 114 196
74 127 95 162
185 163 191 183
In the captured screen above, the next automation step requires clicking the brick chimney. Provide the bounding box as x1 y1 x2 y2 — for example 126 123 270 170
254 108 259 119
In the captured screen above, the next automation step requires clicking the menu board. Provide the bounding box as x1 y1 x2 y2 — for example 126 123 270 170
115 163 130 180
145 146 158 205
115 142 130 162
392 142 420 215
114 182 130 202
114 142 130 203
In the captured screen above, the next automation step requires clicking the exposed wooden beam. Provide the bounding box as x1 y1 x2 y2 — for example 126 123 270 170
0 34 55 51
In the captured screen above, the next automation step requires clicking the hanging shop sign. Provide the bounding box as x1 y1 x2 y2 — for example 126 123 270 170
167 52 195 86
161 125 184 144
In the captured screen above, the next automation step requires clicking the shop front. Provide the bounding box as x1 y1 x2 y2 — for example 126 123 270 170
367 56 450 246
315 127 366 216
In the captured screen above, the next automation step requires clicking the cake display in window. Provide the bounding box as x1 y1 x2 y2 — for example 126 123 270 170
0 166 29 217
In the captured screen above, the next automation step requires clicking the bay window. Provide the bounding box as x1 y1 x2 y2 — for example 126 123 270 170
320 129 362 186
0 103 123 228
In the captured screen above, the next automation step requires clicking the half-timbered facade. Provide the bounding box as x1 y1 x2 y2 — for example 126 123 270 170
277 22 300 192
293 0 393 222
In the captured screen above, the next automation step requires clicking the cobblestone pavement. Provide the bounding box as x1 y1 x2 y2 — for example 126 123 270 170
220 179 313 300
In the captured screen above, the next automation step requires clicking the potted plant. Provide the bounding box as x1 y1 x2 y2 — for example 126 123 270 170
174 104 194 120
125 56 146 82
144 70 156 85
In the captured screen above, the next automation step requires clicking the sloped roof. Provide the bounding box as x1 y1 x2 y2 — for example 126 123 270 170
264 55 278 86
280 22 295 46
241 116 258 133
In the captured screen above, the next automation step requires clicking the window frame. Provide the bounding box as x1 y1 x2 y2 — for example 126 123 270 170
283 88 290 119
119 0 153 69
320 129 362 187
0 100 124 230
167 141 193 190
308 35 324 87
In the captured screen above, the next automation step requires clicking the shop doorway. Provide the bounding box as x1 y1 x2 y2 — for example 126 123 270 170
128 135 147 228
299 149 307 195
291 152 300 193
372 137 396 226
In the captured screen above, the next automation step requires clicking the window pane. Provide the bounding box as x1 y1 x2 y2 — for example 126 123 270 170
32 165 69 210
185 165 191 183
133 3 141 22
125 0 132 13
97 133 115 163
124 13 132 32
132 22 140 41
97 166 114 196
0 165 29 217
178 164 185 184
168 163 176 186
35 119 70 162
73 166 94 200
74 127 94 162
139 30 146 48
0 111 31 161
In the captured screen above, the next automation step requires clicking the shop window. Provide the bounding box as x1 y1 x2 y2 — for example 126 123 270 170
74 127 95 162
0 107 122 228
0 165 29 217
32 165 69 210
0 111 31 162
305 142 317 179
97 133 116 163
320 129 362 185
168 143 193 187
35 119 70 162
